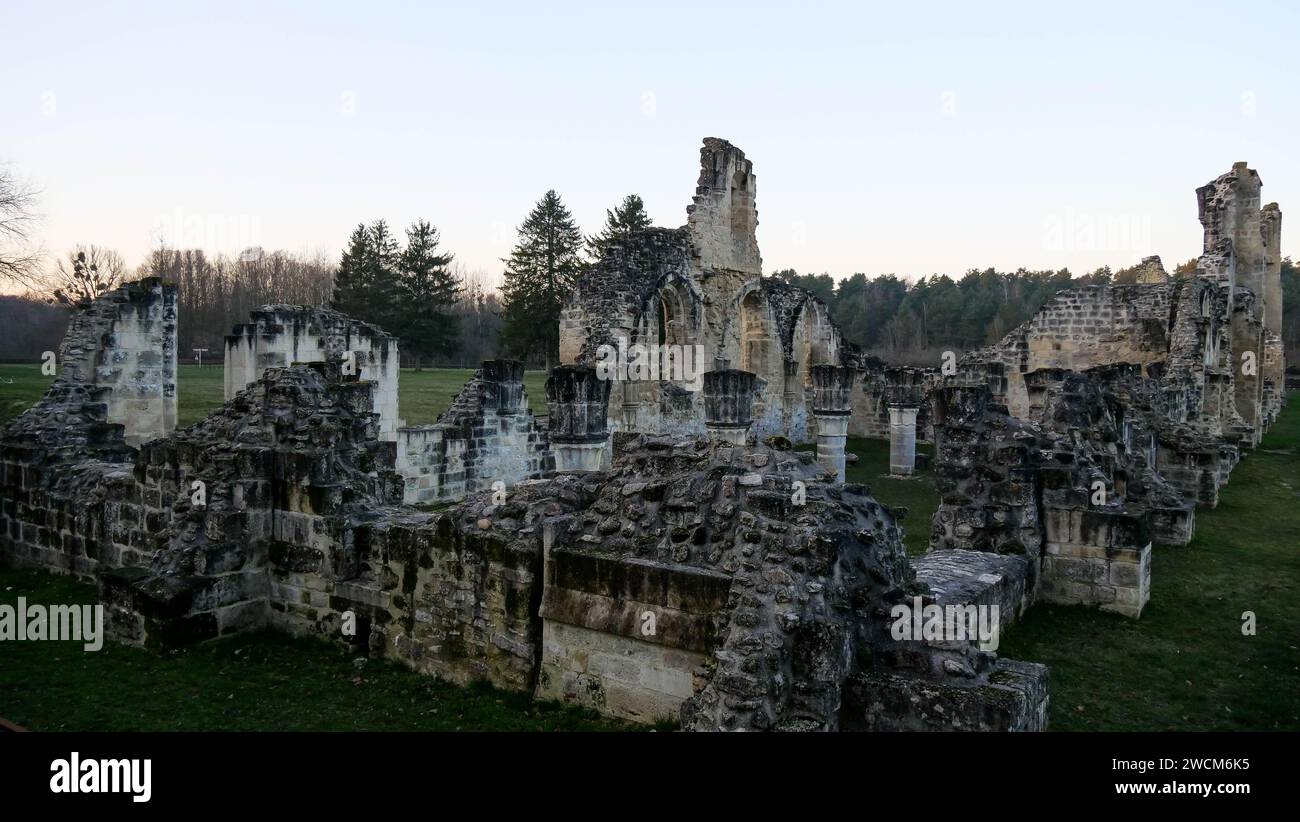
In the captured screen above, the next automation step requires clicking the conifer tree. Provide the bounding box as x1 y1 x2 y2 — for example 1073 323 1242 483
332 223 374 319
332 220 401 331
585 194 651 261
395 220 460 369
500 189 584 368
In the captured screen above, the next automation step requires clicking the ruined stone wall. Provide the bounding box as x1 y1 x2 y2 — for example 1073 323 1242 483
395 360 552 505
6 286 1050 730
686 137 762 277
927 375 1174 619
558 138 854 444
224 305 400 439
848 359 941 441
97 361 402 647
528 433 1046 730
57 277 177 447
0 280 180 578
1198 162 1285 423
961 280 1173 418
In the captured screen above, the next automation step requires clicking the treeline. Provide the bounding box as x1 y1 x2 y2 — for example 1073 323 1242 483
769 256 1300 366
0 296 70 361
140 242 502 368
8 209 1299 373
141 247 335 357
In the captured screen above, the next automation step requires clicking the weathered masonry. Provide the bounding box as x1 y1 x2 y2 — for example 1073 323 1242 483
224 305 400 439
3 142 1283 731
2 278 1047 732
928 162 1285 618
560 139 854 444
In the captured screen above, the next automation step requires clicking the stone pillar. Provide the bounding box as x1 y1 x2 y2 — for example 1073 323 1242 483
810 365 856 482
480 359 526 415
546 365 611 472
702 369 756 445
889 403 920 477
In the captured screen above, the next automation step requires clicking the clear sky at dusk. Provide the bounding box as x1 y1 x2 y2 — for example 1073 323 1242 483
2 0 1297 287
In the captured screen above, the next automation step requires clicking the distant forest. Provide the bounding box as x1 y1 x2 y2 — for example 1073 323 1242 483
4 255 1299 371
774 258 1300 367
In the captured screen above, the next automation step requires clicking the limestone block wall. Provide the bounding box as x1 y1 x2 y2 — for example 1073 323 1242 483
394 361 552 505
56 277 177 447
929 376 1171 618
99 362 402 648
0 279 183 578
224 305 400 439
686 137 762 276
262 508 543 691
1198 162 1285 423
558 139 854 445
962 283 1173 418
537 545 728 723
1039 509 1151 618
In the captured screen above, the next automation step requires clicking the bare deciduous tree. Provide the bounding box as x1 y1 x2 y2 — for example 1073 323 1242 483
47 244 126 304
0 164 42 287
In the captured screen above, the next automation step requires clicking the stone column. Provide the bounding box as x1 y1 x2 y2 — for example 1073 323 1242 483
480 359 526 415
546 365 611 472
889 402 920 477
702 369 756 445
809 365 856 482
781 358 801 430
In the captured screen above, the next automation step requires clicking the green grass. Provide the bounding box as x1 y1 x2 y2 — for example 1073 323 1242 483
0 363 549 428
843 437 937 557
395 367 549 424
0 364 62 424
998 399 1300 731
0 570 628 731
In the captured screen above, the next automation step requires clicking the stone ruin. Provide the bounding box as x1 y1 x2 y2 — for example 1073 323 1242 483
925 161 1285 619
0 139 1285 731
560 138 855 444
0 279 1048 731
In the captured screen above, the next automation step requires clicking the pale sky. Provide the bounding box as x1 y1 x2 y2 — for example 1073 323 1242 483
2 0 1298 291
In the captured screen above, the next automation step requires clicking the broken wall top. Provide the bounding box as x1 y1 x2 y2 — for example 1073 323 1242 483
686 137 762 276
225 304 398 354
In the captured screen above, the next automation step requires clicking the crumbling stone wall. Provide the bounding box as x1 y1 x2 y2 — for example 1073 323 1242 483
395 360 552 505
5 282 1055 732
530 433 1046 730
928 379 1157 618
224 305 400 439
558 138 857 444
101 361 403 646
961 279 1174 419
941 162 1284 561
848 357 940 441
57 277 177 447
0 279 179 578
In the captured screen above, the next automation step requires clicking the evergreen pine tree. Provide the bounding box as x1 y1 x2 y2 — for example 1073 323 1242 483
364 219 402 330
585 194 651 261
500 189 584 367
395 219 460 370
332 223 374 319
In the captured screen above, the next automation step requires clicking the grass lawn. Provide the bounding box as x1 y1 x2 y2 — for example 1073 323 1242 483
999 399 1300 730
0 570 626 731
0 361 1296 730
0 363 550 428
